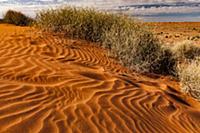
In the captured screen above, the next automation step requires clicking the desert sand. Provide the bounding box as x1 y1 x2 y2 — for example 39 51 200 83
147 22 200 45
0 24 200 133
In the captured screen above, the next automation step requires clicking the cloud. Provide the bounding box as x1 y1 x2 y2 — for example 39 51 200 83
0 0 200 22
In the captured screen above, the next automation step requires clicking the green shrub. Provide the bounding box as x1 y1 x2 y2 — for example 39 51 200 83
35 7 176 75
178 58 200 101
3 10 34 26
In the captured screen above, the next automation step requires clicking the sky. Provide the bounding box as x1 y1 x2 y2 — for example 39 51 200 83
0 0 200 22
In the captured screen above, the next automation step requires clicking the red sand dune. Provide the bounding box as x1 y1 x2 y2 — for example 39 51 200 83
0 24 199 133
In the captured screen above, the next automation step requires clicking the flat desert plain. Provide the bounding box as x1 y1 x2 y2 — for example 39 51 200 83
147 22 200 45
0 23 199 133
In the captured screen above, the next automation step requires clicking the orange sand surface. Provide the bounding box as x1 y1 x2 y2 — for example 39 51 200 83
147 22 200 45
0 24 200 133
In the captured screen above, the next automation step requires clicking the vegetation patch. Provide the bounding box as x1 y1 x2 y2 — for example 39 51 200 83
0 19 3 23
3 10 34 26
172 41 200 60
178 58 200 101
35 7 200 101
35 7 176 75
171 41 200 101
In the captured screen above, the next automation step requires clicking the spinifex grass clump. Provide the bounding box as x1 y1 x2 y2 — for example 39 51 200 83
172 41 200 60
36 7 124 42
36 7 175 75
178 58 200 101
171 41 200 101
103 26 176 75
3 10 34 26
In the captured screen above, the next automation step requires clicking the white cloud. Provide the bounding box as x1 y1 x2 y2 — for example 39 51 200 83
0 0 200 21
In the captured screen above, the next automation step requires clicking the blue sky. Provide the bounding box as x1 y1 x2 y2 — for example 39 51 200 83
0 0 200 21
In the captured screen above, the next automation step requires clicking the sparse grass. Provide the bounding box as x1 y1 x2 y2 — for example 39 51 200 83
190 35 200 41
3 10 34 26
178 58 200 101
36 7 176 75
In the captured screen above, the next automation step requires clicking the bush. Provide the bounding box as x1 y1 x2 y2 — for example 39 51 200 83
36 7 128 42
178 58 200 101
103 26 176 75
172 41 200 101
150 47 177 76
35 7 176 75
3 10 34 26
172 41 200 60
0 19 3 23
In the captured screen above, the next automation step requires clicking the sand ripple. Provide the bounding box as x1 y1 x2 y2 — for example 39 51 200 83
0 24 199 133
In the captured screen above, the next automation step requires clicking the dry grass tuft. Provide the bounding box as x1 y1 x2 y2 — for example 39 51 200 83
172 40 200 60
150 46 177 76
178 58 200 101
